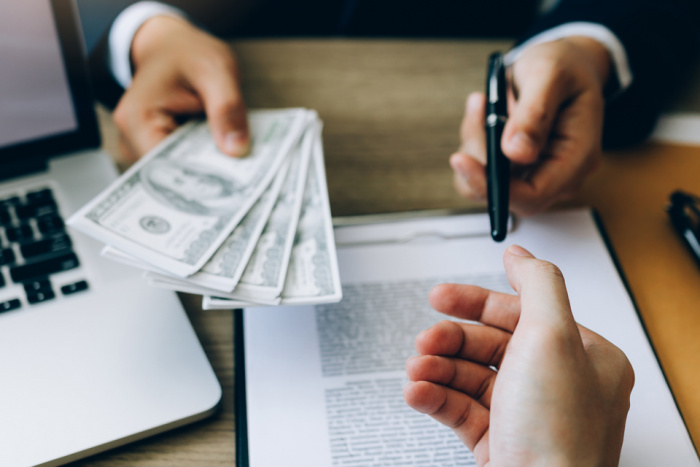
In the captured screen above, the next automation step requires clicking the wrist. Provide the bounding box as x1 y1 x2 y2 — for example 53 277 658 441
538 429 623 467
529 447 619 467
560 36 612 92
130 15 192 70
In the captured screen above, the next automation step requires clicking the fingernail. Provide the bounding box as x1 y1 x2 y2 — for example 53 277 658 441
508 132 536 156
224 131 247 154
415 329 431 345
450 153 466 175
507 245 532 257
467 93 481 115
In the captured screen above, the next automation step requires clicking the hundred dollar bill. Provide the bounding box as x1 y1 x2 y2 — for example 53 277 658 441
151 278 285 305
99 248 282 300
100 159 290 285
202 296 256 309
147 121 315 302
100 244 152 270
68 108 311 277
276 132 342 304
143 152 292 292
210 121 314 301
202 127 342 308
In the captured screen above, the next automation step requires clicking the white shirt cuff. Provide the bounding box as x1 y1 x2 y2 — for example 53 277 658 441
504 22 633 93
107 1 185 89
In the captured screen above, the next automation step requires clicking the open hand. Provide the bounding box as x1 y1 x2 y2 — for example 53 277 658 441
404 245 634 466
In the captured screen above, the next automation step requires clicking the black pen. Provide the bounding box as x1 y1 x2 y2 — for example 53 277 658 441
485 52 510 242
667 190 700 269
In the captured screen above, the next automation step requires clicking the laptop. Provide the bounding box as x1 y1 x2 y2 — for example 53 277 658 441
0 1 222 465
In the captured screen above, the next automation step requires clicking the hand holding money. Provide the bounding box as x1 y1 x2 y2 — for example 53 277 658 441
115 14 249 161
69 108 342 308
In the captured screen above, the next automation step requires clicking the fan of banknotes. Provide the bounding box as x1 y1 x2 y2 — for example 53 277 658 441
68 108 342 308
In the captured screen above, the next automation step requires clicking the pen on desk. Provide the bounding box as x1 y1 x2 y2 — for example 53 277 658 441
486 52 510 242
667 190 700 269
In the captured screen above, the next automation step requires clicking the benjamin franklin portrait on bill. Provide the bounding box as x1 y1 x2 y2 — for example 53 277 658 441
141 160 241 216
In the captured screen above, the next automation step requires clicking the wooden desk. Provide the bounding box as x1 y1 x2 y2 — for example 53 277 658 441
84 39 700 465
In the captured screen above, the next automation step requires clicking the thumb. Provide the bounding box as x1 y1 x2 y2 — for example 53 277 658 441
185 59 250 157
204 92 250 158
501 67 570 165
502 245 578 335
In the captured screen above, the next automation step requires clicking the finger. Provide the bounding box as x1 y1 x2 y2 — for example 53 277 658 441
118 135 139 164
507 94 602 216
577 324 636 408
508 143 599 217
429 283 520 332
451 93 488 201
406 355 497 408
502 245 579 336
115 104 178 158
130 114 177 157
184 51 249 157
160 86 206 117
459 92 487 163
578 324 635 381
415 320 511 367
450 153 487 201
501 60 573 164
113 84 197 158
506 65 518 108
403 381 490 453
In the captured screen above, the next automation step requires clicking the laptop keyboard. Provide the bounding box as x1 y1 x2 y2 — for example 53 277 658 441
0 188 87 312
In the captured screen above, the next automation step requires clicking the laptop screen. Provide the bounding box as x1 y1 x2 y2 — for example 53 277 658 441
0 0 99 174
0 2 78 148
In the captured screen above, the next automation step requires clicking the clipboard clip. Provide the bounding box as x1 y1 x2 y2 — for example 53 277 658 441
333 210 515 247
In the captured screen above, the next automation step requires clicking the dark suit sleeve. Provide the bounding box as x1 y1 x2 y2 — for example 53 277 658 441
76 0 145 108
520 0 700 148
76 0 136 54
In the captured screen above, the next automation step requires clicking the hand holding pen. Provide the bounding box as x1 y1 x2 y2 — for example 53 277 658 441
450 37 613 218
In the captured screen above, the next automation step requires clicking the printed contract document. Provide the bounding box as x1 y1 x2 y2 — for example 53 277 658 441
239 209 699 466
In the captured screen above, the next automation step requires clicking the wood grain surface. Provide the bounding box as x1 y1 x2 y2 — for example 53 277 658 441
573 142 700 449
82 39 700 465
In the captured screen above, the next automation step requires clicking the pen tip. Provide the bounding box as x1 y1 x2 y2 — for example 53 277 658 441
492 230 506 242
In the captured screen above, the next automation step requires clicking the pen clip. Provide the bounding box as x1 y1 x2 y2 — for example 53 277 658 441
486 52 507 112
488 55 502 104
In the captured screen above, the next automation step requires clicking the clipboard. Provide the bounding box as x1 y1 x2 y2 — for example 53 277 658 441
234 208 699 466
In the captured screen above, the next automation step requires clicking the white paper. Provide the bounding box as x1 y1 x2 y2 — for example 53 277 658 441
243 210 699 467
